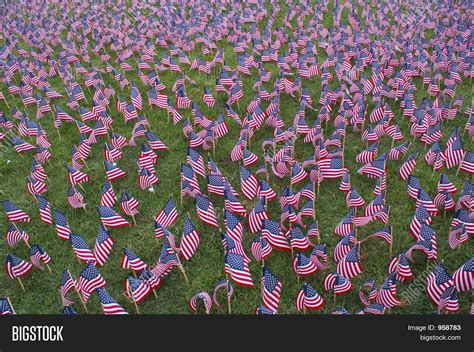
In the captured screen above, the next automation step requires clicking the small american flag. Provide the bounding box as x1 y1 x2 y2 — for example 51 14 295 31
5 254 33 279
121 247 147 272
97 206 130 228
154 196 179 227
69 233 96 264
179 216 200 261
96 288 128 315
261 266 282 313
1 200 31 222
224 252 254 288
53 209 71 240
296 283 324 311
93 224 114 267
78 263 107 302
195 194 218 228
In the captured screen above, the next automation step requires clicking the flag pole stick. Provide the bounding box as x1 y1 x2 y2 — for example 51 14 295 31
389 226 393 258
225 273 232 314
132 296 140 314
6 297 15 314
455 153 465 176
17 277 25 291
75 287 88 312
171 242 188 284
45 263 53 274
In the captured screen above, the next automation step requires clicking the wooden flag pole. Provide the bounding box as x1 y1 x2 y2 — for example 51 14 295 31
212 129 216 156
17 277 25 291
389 226 393 258
6 297 15 314
455 153 465 176
45 263 53 274
225 273 232 314
131 214 137 226
152 288 159 300
74 286 88 313
132 296 140 314
170 238 189 284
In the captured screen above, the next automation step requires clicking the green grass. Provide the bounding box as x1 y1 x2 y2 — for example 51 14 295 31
0 0 472 315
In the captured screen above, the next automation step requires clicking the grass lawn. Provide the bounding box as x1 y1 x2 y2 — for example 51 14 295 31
0 0 472 314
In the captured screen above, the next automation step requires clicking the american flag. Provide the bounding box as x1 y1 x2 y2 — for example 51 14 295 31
443 138 464 169
179 216 200 261
28 243 51 270
224 183 247 216
459 151 474 174
224 252 254 288
426 262 455 306
398 152 418 180
78 263 107 302
452 258 473 292
125 276 151 304
359 279 378 306
221 232 250 262
95 288 128 315
376 272 401 308
255 305 277 315
152 238 178 278
100 180 117 208
6 225 29 248
324 272 352 295
293 253 318 276
189 292 213 314
289 226 312 250
437 286 459 313
5 254 33 279
248 198 269 233
346 188 366 208
69 233 96 264
334 233 357 263
296 283 324 311
251 235 272 262
35 194 52 225
223 210 243 242
121 247 147 272
155 196 179 227
1 200 31 222
120 191 139 216
139 268 161 291
67 186 86 209
93 224 114 267
0 298 15 315
97 206 130 228
65 164 89 185
240 165 258 200
195 194 218 228
261 266 282 313
261 219 291 251
104 161 127 181
59 269 76 307
257 179 276 201
53 209 71 240
187 148 206 177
